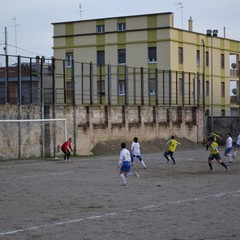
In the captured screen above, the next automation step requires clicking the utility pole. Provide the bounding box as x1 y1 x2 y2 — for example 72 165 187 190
4 27 8 55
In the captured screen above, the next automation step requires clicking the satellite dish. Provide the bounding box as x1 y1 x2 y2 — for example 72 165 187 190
232 88 237 95
231 63 237 69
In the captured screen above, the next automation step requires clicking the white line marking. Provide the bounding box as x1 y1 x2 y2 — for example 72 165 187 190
0 189 239 237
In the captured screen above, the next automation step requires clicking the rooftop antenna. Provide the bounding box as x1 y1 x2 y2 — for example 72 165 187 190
175 2 184 29
10 17 20 55
79 3 83 20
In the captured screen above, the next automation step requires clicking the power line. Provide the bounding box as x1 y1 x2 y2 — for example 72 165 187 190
6 43 50 57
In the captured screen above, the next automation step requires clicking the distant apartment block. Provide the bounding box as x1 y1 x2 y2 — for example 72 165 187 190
52 12 240 116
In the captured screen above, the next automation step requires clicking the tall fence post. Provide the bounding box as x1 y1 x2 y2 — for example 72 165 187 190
169 70 172 108
141 67 144 106
81 63 84 104
155 68 158 106
197 72 200 107
52 57 56 105
17 55 22 106
30 57 33 103
40 57 45 158
133 67 136 105
71 58 77 156
107 64 111 105
90 62 93 106
182 71 185 107
63 59 66 104
5 55 9 103
99 65 102 105
163 70 165 105
52 57 57 157
17 55 22 159
71 58 75 105
125 65 128 105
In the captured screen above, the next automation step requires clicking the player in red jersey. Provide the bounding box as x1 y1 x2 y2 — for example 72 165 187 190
61 138 73 162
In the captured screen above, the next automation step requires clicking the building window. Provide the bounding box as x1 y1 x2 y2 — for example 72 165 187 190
118 80 125 95
96 25 105 33
117 23 126 31
206 81 209 96
178 47 183 64
97 80 105 96
148 47 157 63
221 109 225 116
97 50 105 65
65 52 73 68
196 50 200 66
118 49 126 64
221 82 225 97
221 54 225 69
206 51 209 67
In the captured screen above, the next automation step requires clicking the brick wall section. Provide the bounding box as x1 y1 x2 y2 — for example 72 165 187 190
0 105 204 159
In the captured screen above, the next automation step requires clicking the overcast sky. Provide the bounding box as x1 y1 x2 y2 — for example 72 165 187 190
1 0 240 59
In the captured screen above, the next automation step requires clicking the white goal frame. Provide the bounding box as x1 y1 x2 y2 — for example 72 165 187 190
0 118 68 160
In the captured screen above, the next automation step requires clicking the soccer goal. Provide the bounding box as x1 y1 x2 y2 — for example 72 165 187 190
0 118 67 160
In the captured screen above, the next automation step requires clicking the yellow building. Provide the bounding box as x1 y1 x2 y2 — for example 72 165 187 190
52 12 240 116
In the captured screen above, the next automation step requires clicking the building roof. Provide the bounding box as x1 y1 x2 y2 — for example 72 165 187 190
52 12 173 25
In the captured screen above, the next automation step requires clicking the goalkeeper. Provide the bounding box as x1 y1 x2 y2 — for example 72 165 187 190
61 138 73 162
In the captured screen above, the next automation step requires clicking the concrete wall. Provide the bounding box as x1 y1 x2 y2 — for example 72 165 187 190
207 116 240 144
0 105 204 159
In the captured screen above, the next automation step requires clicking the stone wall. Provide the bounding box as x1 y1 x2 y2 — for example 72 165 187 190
0 105 204 159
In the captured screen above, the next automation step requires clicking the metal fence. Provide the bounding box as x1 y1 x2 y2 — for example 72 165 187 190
0 54 204 107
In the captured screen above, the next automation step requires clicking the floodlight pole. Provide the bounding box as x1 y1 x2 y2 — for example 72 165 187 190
211 36 213 132
206 29 218 132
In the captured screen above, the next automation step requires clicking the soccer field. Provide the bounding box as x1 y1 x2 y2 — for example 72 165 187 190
0 149 240 240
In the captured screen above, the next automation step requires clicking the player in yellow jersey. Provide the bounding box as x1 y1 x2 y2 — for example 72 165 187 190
208 136 228 173
163 136 181 164
205 132 222 150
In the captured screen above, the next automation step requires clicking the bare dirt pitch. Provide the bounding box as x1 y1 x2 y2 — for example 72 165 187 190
0 142 240 240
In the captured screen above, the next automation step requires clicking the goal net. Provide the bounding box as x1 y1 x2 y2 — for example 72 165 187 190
0 118 67 160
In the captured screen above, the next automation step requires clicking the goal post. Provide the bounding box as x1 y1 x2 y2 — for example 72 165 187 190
0 118 68 160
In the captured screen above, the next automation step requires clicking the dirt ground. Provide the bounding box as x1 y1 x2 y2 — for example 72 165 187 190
0 141 240 240
91 137 203 156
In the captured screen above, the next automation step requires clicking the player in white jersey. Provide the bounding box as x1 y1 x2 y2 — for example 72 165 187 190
235 129 240 155
224 132 234 163
130 137 146 169
118 142 139 186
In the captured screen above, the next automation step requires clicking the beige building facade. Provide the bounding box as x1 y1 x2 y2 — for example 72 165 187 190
52 12 240 116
